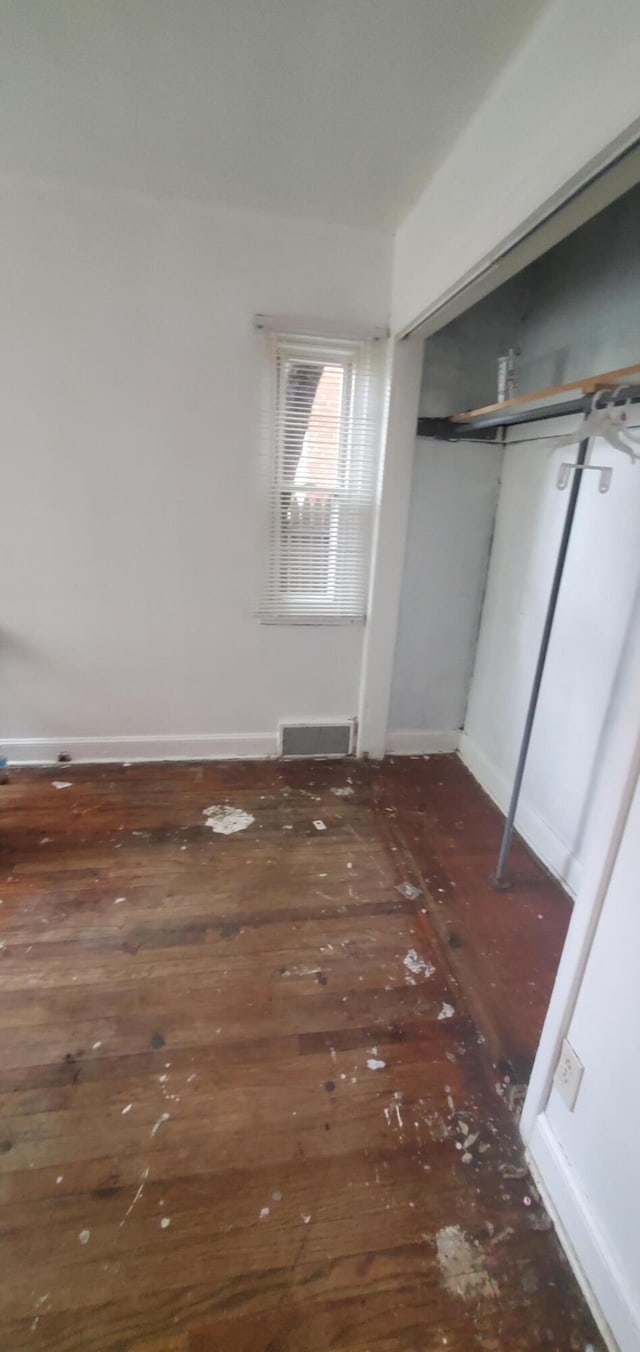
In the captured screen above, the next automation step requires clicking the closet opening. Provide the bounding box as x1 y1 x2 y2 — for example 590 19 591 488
389 166 640 1087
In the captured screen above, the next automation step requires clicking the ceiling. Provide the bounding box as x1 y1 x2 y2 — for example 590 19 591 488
0 0 547 230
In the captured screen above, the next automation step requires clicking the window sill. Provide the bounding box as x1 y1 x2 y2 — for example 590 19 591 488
259 614 365 627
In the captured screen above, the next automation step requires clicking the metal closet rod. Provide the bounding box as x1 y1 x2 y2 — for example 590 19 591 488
416 383 640 442
493 421 590 887
492 383 640 885
414 384 640 883
417 383 639 887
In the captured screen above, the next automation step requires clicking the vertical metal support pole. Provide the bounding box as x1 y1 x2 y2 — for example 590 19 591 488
493 432 591 887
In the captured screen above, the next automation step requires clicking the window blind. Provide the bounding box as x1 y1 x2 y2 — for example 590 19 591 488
259 330 386 622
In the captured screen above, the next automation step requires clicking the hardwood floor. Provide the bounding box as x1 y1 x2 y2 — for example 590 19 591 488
0 758 601 1350
372 756 574 1084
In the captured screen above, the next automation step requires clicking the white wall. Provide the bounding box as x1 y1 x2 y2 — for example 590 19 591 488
519 562 640 1352
387 292 518 753
358 333 423 760
0 176 391 760
538 773 640 1349
392 0 640 335
387 438 502 751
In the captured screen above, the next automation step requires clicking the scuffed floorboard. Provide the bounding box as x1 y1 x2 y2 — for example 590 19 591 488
0 760 601 1350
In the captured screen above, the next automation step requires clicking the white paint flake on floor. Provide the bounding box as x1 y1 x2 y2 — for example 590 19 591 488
438 1002 455 1021
202 806 255 834
395 881 422 901
403 948 435 980
384 1092 404 1130
281 965 322 978
435 1224 500 1301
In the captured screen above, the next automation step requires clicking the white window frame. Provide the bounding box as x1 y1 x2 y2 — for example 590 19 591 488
259 326 385 625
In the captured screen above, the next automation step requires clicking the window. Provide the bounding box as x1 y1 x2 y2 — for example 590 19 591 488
260 330 386 622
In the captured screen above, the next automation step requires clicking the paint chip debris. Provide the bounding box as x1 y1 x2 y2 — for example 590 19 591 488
313 820 326 831
331 786 354 797
121 1103 133 1115
499 1163 527 1179
151 1112 170 1137
52 781 72 790
160 1216 171 1229
78 1229 90 1245
260 1207 270 1219
301 1214 311 1224
56 1176 63 1184
366 1058 386 1071
403 948 435 979
114 897 125 905
202 805 255 834
396 881 422 901
435 1225 500 1302
438 1002 456 1021
282 964 322 978
384 1092 404 1130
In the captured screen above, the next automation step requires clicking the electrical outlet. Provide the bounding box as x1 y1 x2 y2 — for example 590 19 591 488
553 1037 584 1110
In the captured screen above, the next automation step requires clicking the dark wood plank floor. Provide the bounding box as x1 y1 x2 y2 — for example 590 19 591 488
372 756 574 1084
0 757 601 1351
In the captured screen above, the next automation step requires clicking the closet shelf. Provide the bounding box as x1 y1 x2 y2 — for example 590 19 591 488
450 360 640 423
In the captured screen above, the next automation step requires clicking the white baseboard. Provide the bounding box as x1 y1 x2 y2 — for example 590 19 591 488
527 1115 639 1352
2 733 278 765
385 729 460 755
458 730 582 895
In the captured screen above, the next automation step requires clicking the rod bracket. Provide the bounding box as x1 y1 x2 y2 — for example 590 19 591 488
557 463 612 493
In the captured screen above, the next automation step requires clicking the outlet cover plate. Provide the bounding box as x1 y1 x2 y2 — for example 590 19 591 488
553 1037 584 1111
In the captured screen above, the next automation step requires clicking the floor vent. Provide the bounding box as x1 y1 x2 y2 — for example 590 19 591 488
280 722 353 757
